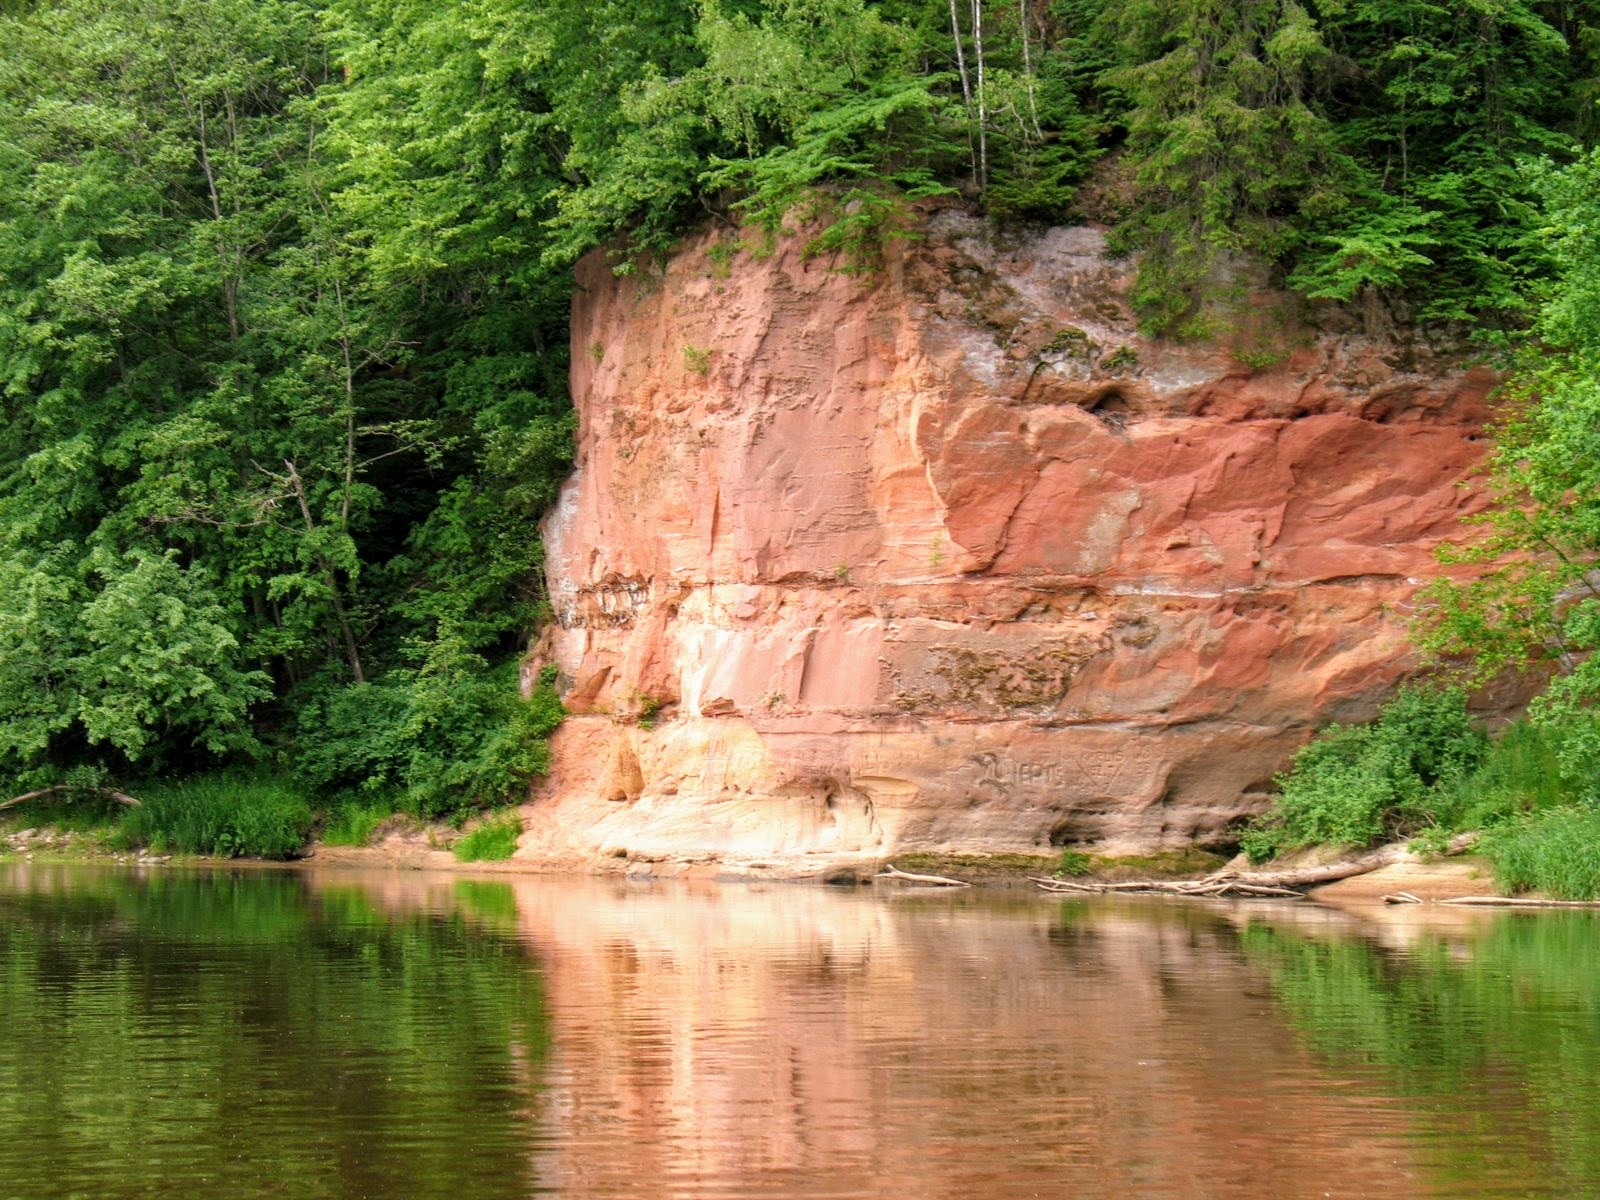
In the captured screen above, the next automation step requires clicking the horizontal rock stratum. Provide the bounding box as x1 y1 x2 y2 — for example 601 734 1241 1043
523 211 1496 874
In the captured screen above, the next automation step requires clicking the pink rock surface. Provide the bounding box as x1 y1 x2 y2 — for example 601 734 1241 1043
523 211 1497 872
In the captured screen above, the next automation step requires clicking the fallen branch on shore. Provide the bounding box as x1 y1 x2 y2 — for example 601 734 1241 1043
1033 832 1481 899
875 863 970 887
1 785 142 812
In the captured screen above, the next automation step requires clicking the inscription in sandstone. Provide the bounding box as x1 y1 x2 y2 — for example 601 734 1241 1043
560 582 649 629
972 741 1159 791
975 754 1074 788
853 749 905 777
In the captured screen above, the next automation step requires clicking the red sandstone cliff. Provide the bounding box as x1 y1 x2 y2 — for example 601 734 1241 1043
522 211 1495 873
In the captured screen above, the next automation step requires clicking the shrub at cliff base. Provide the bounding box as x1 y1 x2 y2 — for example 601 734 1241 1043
1240 687 1487 862
1441 718 1574 830
320 800 396 847
291 657 565 821
1244 689 1600 897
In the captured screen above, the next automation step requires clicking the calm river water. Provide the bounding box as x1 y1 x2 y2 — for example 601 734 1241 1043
1 863 1597 1199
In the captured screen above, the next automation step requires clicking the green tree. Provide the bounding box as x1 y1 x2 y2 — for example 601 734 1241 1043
695 0 961 258
1422 149 1600 785
0 0 327 785
0 0 570 808
1098 0 1346 330
1295 0 1595 325
0 548 266 788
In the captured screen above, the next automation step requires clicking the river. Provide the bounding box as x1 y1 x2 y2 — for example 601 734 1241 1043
0 863 1596 1199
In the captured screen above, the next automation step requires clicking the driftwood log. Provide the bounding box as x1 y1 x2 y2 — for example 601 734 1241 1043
1034 832 1480 899
875 863 971 888
1 785 142 812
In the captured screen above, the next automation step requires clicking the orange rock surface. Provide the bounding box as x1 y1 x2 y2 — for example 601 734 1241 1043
523 212 1496 872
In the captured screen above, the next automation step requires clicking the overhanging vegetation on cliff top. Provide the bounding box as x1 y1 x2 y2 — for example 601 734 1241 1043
1 0 1598 824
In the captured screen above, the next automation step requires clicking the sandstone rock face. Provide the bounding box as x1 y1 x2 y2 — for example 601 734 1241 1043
525 211 1496 873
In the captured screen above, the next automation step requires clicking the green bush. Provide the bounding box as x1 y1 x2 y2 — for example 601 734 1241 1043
291 649 564 821
1480 807 1600 900
1242 687 1486 862
291 679 414 804
119 774 313 859
453 810 522 863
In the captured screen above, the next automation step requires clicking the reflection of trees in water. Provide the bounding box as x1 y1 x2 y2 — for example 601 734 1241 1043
0 868 548 1200
1240 913 1600 1195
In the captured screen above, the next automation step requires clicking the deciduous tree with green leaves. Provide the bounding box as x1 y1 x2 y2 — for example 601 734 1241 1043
1423 148 1600 788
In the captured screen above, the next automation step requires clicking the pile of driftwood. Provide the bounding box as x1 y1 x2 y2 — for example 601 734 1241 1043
1031 832 1481 900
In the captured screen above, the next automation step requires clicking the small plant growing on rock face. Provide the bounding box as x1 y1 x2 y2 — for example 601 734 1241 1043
1233 343 1284 371
682 344 711 375
589 340 605 362
706 239 740 278
636 693 663 730
1044 327 1093 357
1173 312 1217 343
1102 345 1139 372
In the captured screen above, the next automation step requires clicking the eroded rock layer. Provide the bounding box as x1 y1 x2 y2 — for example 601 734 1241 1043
525 212 1495 872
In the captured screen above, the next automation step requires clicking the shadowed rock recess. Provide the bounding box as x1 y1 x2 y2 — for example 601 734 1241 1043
523 212 1497 874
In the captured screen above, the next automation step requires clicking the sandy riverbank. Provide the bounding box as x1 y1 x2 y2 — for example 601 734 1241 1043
1307 857 1502 902
188 840 1527 908
1 813 1520 901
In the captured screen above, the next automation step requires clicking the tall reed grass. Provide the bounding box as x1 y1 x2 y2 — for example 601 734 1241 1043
118 774 312 859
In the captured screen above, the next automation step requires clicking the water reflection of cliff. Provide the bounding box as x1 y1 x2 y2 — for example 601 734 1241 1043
316 872 1431 1199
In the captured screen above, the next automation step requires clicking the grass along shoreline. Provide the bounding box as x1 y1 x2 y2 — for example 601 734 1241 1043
0 774 527 865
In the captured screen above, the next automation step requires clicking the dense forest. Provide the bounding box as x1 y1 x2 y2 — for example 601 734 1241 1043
3 0 1599 844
